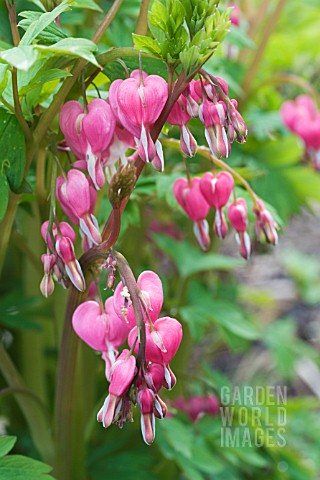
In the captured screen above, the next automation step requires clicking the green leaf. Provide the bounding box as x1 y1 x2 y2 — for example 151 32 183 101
18 11 68 46
179 304 212 342
158 418 193 458
0 290 47 331
0 46 38 71
28 0 47 12
264 318 317 379
19 0 72 46
0 455 54 479
179 45 202 76
0 65 9 95
102 56 168 82
209 301 261 340
0 174 9 221
73 0 103 12
152 233 242 278
132 34 162 57
19 68 71 95
0 108 26 193
35 38 99 67
0 436 16 457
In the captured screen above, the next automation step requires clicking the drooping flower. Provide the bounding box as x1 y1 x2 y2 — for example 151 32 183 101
128 316 183 366
40 253 56 297
97 349 136 428
200 171 234 238
281 95 320 169
138 387 156 445
72 300 108 352
113 270 163 327
252 199 279 245
59 99 116 189
228 2 241 26
228 198 251 259
199 99 230 158
167 94 197 157
41 220 85 291
55 235 86 291
56 169 101 246
109 70 168 164
173 177 210 250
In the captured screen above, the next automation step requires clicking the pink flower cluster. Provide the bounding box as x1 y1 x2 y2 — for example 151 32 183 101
59 69 167 185
167 76 247 159
72 270 182 445
173 171 278 258
39 70 250 295
196 77 247 158
40 220 85 296
281 95 320 170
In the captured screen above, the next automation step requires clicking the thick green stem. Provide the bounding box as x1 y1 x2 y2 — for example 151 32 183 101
0 343 54 464
53 287 87 480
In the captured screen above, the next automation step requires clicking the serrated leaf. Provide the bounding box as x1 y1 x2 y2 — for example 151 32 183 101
35 38 99 67
19 68 71 95
0 108 26 192
0 436 16 457
0 455 54 479
0 175 9 221
19 0 72 46
0 46 38 71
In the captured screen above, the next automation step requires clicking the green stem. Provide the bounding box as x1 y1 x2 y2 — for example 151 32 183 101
135 0 151 36
0 95 15 113
0 343 54 464
12 68 32 141
161 138 259 205
239 0 287 107
53 287 87 480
